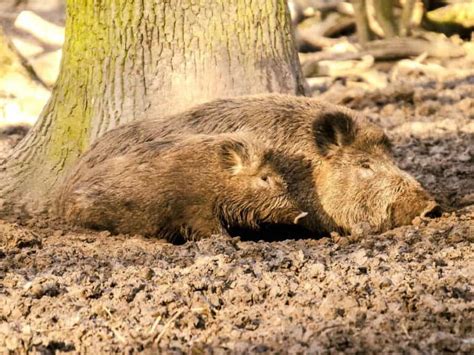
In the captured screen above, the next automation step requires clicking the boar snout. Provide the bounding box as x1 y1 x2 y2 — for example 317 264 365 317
391 185 440 227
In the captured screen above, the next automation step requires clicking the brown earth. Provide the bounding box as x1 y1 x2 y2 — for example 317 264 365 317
0 207 472 354
1 68 473 353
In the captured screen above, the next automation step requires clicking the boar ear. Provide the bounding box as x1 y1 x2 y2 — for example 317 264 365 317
312 112 355 155
219 139 252 174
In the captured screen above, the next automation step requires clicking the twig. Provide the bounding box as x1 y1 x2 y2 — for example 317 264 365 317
109 325 127 344
103 306 114 318
102 306 127 344
147 315 162 335
401 322 412 339
315 323 343 335
153 309 184 345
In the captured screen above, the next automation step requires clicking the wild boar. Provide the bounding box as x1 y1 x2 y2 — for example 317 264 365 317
79 94 440 235
56 132 307 242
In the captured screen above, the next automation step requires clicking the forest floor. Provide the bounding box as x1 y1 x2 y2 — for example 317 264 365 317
1 2 474 354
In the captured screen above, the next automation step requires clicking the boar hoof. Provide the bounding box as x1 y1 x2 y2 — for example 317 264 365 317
351 222 374 237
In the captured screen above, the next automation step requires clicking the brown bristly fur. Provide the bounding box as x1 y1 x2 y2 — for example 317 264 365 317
56 132 305 242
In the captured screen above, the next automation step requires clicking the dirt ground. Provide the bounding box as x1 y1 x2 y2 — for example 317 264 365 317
1 2 474 355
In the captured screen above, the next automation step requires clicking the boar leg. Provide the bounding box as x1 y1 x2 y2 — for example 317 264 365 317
181 219 230 241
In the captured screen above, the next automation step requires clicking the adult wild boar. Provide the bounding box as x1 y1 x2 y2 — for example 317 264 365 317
57 132 307 242
81 94 440 235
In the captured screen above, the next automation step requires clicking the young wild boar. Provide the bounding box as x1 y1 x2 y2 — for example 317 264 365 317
56 133 307 242
81 94 440 236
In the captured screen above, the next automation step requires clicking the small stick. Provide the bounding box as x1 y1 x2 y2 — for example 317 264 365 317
148 315 162 335
110 325 127 344
153 310 184 345
401 322 412 339
102 306 127 344
103 306 113 318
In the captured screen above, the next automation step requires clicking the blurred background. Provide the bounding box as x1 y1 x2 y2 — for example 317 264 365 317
0 0 472 129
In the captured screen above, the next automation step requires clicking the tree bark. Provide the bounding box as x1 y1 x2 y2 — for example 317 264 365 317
0 0 305 217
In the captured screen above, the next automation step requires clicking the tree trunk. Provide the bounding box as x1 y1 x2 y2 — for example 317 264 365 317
0 0 305 217
400 0 416 36
372 0 398 38
353 0 374 44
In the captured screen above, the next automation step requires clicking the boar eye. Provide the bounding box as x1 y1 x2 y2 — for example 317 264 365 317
360 161 371 170
256 175 272 189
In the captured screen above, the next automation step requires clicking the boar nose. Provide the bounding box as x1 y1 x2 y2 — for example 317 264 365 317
421 202 442 219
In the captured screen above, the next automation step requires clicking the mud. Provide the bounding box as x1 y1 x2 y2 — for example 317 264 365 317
1 63 473 355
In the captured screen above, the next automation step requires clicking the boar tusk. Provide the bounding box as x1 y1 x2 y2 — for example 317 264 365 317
294 212 308 224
